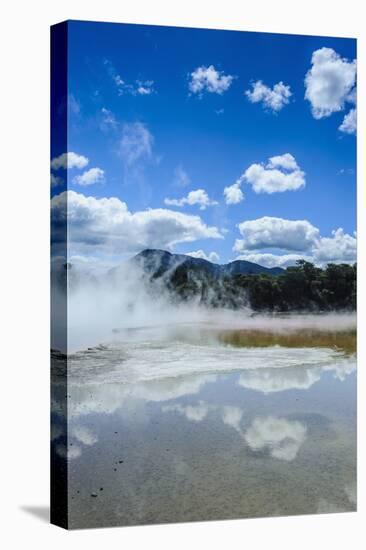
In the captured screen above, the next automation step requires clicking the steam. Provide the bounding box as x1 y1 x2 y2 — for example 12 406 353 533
51 255 356 353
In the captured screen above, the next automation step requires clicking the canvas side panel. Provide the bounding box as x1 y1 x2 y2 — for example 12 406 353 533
50 21 69 530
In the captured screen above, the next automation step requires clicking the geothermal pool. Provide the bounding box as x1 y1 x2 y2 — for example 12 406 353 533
51 315 357 528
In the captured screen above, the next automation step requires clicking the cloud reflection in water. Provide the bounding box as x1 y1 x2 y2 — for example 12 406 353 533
244 416 307 461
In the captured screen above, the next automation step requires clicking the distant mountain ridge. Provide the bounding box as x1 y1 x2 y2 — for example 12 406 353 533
132 249 284 277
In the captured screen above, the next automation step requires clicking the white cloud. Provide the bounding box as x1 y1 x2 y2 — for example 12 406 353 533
51 152 89 170
186 250 220 263
70 425 98 446
67 376 216 420
189 65 234 95
234 252 309 269
244 154 305 194
245 163 304 194
245 80 292 112
224 182 244 205
105 59 155 96
163 402 244 433
162 402 209 423
233 217 356 266
221 406 243 432
73 167 105 186
238 359 355 394
51 191 223 255
267 153 299 171
135 80 155 95
339 108 357 134
314 228 356 264
305 47 356 119
238 366 321 394
119 122 154 166
244 416 307 461
234 216 319 252
164 189 218 210
226 154 305 199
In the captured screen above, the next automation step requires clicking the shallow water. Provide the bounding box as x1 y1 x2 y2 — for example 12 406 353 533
51 318 357 528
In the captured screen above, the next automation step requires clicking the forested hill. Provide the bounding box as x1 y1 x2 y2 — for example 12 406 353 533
129 249 356 312
132 249 284 277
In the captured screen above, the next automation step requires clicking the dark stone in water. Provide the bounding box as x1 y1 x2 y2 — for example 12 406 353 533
91 493 98 498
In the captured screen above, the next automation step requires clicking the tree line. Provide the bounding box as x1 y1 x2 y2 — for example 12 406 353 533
166 260 356 312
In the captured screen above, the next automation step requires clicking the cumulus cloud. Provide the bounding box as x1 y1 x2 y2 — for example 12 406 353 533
225 154 305 199
224 182 244 205
267 153 299 171
233 217 356 266
186 250 220 263
244 153 305 194
305 47 356 119
119 122 154 166
244 416 307 461
244 163 305 194
314 228 356 264
51 151 89 170
73 167 105 186
51 190 223 255
339 108 357 134
245 80 292 112
234 216 319 252
164 189 218 210
189 65 234 95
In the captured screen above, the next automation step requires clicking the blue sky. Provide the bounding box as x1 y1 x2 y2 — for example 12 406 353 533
51 21 356 269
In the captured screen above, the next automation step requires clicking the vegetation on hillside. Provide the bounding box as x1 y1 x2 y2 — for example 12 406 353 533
164 260 356 312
